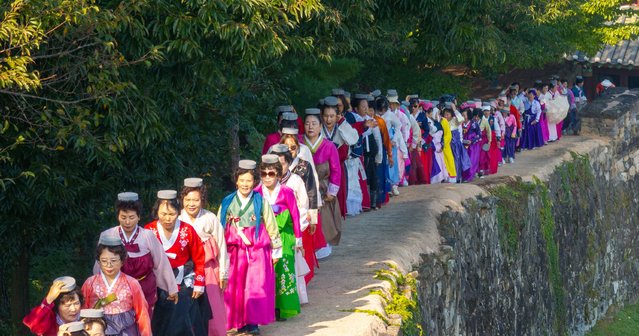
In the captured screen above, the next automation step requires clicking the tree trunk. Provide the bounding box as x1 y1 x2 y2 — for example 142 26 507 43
9 248 29 334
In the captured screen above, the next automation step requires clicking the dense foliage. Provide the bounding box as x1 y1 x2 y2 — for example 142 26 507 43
0 0 634 332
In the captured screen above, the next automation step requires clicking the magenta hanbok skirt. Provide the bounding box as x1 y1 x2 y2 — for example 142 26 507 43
203 238 227 336
540 111 549 143
224 225 275 330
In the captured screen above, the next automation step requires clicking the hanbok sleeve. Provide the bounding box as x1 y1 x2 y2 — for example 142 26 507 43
284 188 302 246
23 299 56 335
261 198 283 259
533 101 542 121
127 276 151 336
81 276 97 309
326 141 342 197
147 231 179 295
291 177 309 232
210 214 230 280
188 226 206 292
410 117 420 149
373 127 383 164
337 120 359 146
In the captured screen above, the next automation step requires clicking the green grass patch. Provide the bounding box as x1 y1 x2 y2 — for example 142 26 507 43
488 179 535 259
587 303 639 336
373 264 425 336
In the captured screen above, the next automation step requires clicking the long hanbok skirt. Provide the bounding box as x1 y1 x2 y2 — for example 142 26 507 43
122 253 156 318
337 162 347 219
463 142 481 181
359 157 371 210
397 149 406 185
556 121 563 140
451 129 471 182
273 211 300 319
224 225 275 330
106 310 138 336
153 278 211 336
345 158 364 215
442 141 456 179
521 111 544 150
388 146 400 186
319 198 342 246
479 132 491 174
540 111 549 143
302 229 317 284
431 132 446 183
548 120 558 141
488 131 500 174
376 147 390 207
202 238 226 336
408 149 428 185
420 140 433 185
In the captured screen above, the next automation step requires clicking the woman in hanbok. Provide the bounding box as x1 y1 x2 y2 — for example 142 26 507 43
281 127 320 282
440 107 458 183
430 110 446 184
538 84 551 144
487 107 502 174
383 91 404 195
408 99 428 185
371 96 393 208
502 109 517 163
521 90 544 150
321 96 358 217
256 154 302 319
262 105 297 154
304 107 342 260
218 160 283 335
81 236 151 336
269 144 312 304
96 192 178 318
178 179 229 336
462 109 482 181
479 106 493 176
24 277 82 336
418 103 437 184
144 191 209 336
445 104 471 183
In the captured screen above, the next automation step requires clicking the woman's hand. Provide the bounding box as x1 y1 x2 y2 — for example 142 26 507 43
167 292 179 304
192 290 203 299
309 224 317 235
324 194 335 202
273 258 280 265
388 157 394 167
220 280 228 291
45 281 65 304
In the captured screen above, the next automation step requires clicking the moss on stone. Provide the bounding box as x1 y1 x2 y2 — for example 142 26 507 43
489 178 535 259
373 264 425 336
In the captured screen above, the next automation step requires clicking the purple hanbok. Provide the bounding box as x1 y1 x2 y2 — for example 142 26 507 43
462 120 481 181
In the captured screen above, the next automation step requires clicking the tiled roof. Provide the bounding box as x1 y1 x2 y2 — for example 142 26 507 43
566 9 639 67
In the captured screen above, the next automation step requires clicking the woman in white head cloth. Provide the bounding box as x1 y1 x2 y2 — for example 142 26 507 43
95 192 178 318
143 191 209 336
269 144 312 304
23 276 83 336
280 126 322 273
178 178 229 336
218 160 283 335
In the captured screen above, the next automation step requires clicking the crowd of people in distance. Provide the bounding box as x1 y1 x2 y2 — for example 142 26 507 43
23 74 590 336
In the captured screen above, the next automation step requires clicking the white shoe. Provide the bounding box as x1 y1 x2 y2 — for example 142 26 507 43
392 185 400 196
509 158 515 163
402 179 409 187
315 245 332 259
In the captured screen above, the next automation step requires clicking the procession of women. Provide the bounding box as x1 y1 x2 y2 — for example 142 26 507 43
24 75 589 336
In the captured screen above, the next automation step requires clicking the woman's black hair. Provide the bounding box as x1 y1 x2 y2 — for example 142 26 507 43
304 113 322 124
472 108 482 118
336 95 350 113
233 168 260 188
115 200 142 217
259 161 283 178
180 184 208 209
409 98 420 106
278 119 298 131
82 318 106 335
374 96 389 112
96 243 127 263
352 97 367 113
321 104 338 116
53 288 84 314
276 151 294 165
151 198 181 220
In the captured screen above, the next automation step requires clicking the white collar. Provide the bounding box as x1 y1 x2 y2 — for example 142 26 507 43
262 183 280 205
100 270 121 294
119 226 138 243
237 192 252 209
157 220 181 251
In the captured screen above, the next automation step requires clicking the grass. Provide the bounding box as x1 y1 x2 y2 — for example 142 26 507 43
587 303 639 336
